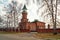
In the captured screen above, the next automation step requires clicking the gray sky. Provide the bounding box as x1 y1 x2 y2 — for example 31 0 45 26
0 0 43 22
0 0 60 22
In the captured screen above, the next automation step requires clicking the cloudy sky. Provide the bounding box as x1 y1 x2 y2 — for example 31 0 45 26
0 0 60 28
0 0 44 22
0 0 60 22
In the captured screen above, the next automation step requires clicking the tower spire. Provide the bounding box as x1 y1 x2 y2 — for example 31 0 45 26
22 5 27 11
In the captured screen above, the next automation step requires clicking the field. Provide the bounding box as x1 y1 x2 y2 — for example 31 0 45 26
0 32 60 40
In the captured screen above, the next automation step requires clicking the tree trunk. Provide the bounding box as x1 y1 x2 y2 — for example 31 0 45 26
53 0 57 35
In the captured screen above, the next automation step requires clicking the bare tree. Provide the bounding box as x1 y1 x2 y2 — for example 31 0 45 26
44 0 58 35
54 0 58 35
38 0 58 35
3 0 23 32
4 0 22 27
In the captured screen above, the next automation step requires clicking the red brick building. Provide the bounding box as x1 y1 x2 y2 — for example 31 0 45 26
18 5 45 32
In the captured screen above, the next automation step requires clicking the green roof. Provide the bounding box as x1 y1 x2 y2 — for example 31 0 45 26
22 5 27 11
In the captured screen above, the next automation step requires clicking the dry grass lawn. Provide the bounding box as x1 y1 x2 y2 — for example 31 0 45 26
34 33 60 39
0 31 21 34
0 31 60 39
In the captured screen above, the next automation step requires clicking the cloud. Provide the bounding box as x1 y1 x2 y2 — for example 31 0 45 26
0 0 8 4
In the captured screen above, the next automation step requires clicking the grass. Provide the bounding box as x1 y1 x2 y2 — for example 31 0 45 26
0 31 29 34
0 31 21 34
0 31 60 39
34 33 60 39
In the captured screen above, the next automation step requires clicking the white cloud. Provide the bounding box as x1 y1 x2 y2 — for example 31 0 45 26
0 0 60 23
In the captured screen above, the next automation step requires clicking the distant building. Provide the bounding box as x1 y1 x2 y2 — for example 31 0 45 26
18 5 46 32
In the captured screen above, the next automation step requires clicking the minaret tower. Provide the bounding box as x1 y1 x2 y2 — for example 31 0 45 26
21 5 28 22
